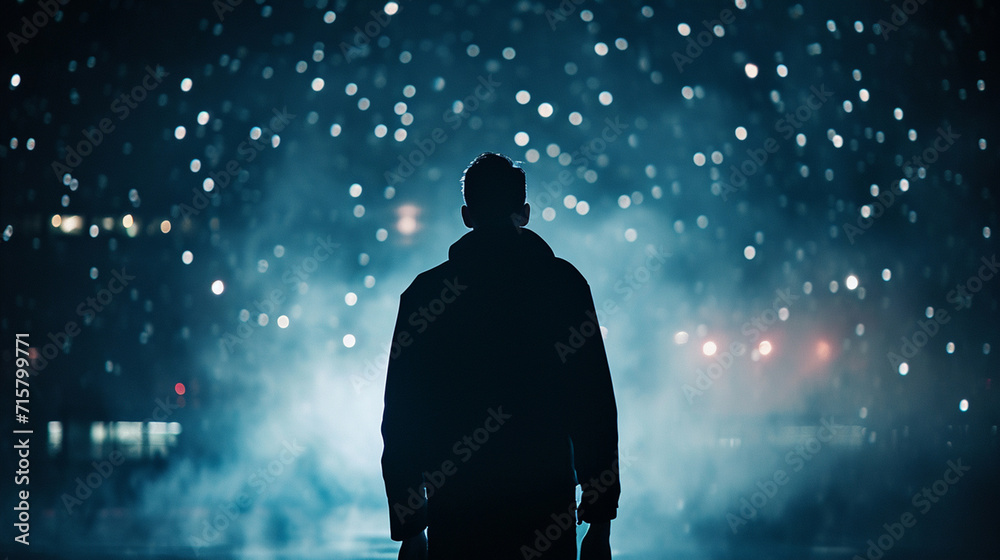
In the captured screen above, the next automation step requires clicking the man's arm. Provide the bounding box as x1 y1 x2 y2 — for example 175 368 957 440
397 530 427 560
565 279 621 523
381 291 429 541
580 520 612 560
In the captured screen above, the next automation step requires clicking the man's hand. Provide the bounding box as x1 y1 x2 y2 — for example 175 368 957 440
580 520 611 560
398 530 427 560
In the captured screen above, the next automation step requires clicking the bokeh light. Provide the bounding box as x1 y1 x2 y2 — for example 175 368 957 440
4 3 997 558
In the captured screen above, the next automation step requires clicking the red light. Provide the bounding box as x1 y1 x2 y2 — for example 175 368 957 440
175 382 186 395
816 340 832 360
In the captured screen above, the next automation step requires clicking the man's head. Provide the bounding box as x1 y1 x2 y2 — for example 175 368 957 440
461 152 529 230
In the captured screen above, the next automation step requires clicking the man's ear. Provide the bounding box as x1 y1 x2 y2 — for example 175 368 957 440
461 205 476 229
510 203 529 227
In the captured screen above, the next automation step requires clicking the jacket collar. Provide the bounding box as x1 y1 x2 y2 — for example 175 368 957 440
448 227 555 266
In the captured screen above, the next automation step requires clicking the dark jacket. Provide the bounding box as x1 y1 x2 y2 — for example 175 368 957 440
381 227 620 557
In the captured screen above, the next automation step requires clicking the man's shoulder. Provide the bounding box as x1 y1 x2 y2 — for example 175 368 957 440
549 258 595 304
403 256 586 289
551 257 587 284
401 234 591 301
402 261 458 297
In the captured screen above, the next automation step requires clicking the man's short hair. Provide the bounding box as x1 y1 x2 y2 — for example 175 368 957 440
461 152 526 223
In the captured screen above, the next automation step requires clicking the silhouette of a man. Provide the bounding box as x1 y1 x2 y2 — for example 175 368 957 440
381 153 620 560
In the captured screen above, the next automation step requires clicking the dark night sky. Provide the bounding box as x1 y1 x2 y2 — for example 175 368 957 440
1 0 998 558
